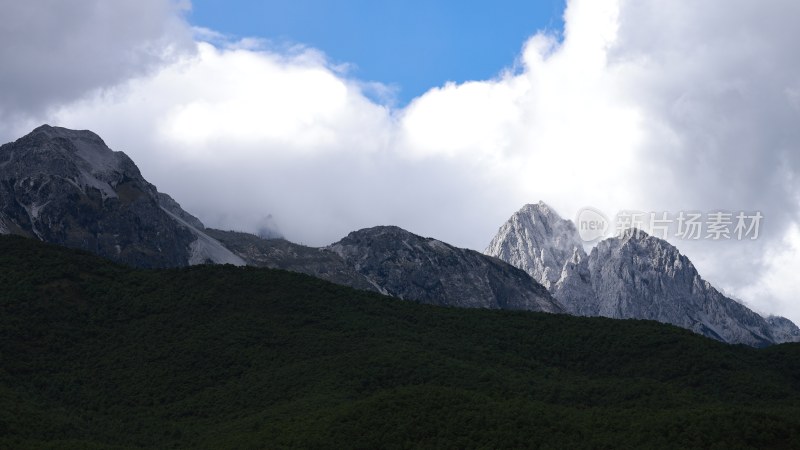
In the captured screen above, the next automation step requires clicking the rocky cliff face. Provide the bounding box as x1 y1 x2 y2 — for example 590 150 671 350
587 230 777 347
552 248 597 316
204 228 379 292
766 316 800 344
329 226 563 313
487 202 800 346
0 125 241 268
486 202 585 290
485 202 595 314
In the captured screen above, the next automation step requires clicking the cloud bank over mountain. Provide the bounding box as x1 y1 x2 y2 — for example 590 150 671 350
1 0 799 322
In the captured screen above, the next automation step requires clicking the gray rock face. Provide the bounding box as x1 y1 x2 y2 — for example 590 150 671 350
204 228 378 292
329 226 563 313
487 202 800 346
158 192 205 230
0 125 240 268
766 316 800 344
587 230 776 347
205 226 564 313
485 202 595 314
553 248 596 316
485 202 585 290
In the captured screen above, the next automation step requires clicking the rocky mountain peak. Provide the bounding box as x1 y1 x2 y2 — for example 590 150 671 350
31 124 105 145
1 124 147 201
489 202 799 346
330 225 563 313
588 232 781 346
595 228 694 280
0 125 241 268
485 202 585 290
26 125 126 174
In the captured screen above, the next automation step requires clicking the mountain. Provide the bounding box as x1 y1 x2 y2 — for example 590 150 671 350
208 225 563 313
0 125 243 267
2 126 794 344
3 234 800 448
587 230 778 347
0 126 558 313
328 226 563 312
767 315 800 343
204 228 380 292
487 202 800 346
485 201 584 290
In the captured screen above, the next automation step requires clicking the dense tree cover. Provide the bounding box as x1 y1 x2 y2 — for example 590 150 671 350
1 235 799 449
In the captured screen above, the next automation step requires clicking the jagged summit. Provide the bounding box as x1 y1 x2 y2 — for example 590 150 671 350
585 230 781 346
615 226 650 239
518 201 563 225
485 201 585 290
487 201 800 346
595 228 693 279
529 200 555 213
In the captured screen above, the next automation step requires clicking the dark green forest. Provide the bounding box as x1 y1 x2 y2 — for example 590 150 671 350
1 235 799 449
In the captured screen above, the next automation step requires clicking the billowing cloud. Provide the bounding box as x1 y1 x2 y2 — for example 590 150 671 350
605 0 800 319
2 0 800 321
0 0 194 126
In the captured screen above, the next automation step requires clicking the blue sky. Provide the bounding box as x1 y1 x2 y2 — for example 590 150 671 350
189 0 565 103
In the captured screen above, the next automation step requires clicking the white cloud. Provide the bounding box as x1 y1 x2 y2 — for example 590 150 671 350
0 0 194 127
159 43 386 152
741 225 800 319
3 0 800 322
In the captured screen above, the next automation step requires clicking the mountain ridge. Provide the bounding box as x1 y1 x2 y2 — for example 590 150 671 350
486 202 799 346
0 125 560 314
2 125 795 346
328 225 563 313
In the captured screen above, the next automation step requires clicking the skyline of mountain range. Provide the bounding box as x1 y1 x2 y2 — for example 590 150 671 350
1 124 797 346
